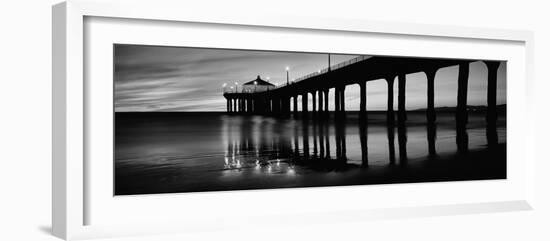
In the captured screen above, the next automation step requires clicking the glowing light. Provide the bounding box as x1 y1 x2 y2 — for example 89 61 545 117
285 66 290 71
254 81 257 85
230 86 233 89
287 168 295 175
235 82 238 85
236 160 242 168
318 69 321 73
222 83 227 87
224 161 229 169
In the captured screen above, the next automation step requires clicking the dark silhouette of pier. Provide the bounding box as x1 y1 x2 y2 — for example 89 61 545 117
223 55 503 163
223 56 501 132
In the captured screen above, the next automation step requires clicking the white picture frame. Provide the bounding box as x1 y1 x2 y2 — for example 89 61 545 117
52 1 535 240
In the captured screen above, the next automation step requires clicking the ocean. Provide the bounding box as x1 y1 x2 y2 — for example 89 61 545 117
114 111 506 195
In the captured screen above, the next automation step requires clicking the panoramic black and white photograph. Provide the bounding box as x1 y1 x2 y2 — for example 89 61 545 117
114 44 506 195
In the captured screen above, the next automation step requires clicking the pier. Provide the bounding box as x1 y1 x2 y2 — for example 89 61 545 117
223 56 501 129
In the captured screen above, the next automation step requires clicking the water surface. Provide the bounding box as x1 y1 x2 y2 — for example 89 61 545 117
115 112 506 195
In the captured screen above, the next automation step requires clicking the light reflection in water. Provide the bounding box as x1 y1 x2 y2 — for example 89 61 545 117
221 112 505 175
115 112 507 195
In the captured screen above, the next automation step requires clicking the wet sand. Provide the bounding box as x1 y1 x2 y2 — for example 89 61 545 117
115 112 506 195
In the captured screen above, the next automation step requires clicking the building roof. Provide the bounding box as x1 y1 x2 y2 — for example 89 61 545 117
243 75 275 86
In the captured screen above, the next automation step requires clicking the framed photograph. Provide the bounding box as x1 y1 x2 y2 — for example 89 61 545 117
53 1 535 240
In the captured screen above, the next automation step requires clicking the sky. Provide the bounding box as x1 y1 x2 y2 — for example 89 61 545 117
114 44 506 112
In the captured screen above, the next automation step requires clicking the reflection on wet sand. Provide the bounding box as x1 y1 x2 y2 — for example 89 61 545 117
387 121 396 165
427 120 437 157
359 115 368 168
222 112 500 174
114 112 506 195
397 120 408 165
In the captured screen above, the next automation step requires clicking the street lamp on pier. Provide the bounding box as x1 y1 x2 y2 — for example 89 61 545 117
286 66 290 86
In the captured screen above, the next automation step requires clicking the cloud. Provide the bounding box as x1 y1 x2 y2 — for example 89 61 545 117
114 45 506 112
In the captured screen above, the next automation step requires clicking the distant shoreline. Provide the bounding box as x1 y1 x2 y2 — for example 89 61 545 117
115 104 506 114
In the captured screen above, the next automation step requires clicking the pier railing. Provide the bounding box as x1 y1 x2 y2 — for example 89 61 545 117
223 55 370 93
293 55 369 84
